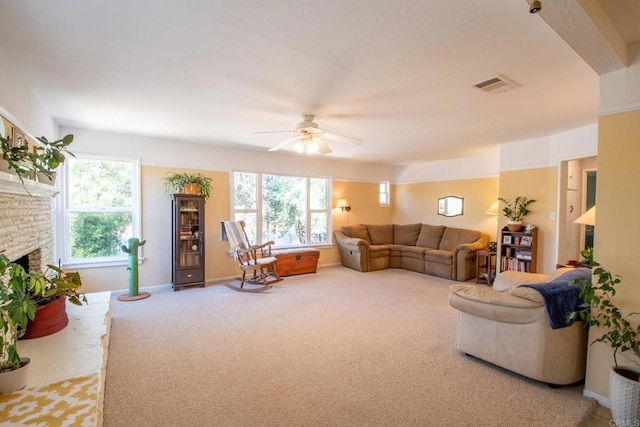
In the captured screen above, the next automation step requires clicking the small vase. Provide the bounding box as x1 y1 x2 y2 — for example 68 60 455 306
36 171 57 185
0 358 31 394
507 221 523 232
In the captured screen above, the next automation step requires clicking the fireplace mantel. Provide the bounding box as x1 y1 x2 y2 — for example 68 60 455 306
0 170 59 198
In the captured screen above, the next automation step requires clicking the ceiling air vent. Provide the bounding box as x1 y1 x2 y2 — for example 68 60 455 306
473 74 520 94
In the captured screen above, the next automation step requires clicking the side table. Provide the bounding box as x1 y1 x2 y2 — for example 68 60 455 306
476 250 497 286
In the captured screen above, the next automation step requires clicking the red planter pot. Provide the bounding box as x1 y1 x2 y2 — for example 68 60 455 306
21 296 68 340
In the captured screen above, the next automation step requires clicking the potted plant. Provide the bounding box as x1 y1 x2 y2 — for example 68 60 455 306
569 262 640 423
22 262 87 340
163 172 213 199
498 196 536 231
32 134 75 184
0 253 46 394
0 134 34 184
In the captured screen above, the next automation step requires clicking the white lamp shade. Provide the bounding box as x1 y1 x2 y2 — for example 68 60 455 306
485 201 500 215
336 199 350 209
574 206 596 226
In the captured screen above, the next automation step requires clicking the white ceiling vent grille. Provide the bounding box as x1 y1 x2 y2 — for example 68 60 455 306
474 74 520 94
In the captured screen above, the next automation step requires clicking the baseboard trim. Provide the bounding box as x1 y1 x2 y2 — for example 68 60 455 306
583 389 611 408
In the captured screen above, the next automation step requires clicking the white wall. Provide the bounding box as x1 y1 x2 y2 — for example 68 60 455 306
393 152 499 184
500 124 598 171
0 48 56 139
60 127 393 183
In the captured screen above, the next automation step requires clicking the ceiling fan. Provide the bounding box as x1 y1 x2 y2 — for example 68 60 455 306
254 114 363 155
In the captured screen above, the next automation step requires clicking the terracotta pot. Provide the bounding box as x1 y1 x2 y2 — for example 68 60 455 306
183 183 201 195
21 296 68 340
0 358 31 394
507 221 523 232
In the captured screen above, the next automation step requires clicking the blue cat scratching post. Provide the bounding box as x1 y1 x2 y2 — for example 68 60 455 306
118 238 150 301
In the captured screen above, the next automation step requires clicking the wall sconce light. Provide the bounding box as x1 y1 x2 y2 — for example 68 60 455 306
336 199 351 212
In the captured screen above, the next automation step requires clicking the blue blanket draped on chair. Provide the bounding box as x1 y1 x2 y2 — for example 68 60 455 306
519 268 592 329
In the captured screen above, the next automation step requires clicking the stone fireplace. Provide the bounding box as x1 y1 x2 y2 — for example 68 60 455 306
0 171 59 271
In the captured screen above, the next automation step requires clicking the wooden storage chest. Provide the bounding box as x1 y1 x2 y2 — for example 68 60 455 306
274 248 320 277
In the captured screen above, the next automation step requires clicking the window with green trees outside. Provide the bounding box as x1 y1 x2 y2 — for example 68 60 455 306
62 156 140 265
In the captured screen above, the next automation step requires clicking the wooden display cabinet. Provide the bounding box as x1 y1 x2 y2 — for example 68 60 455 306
171 194 205 291
499 227 538 273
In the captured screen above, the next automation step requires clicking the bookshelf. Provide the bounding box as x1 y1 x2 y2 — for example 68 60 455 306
499 227 538 273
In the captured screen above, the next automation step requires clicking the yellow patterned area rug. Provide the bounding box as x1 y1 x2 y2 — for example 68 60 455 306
0 373 99 426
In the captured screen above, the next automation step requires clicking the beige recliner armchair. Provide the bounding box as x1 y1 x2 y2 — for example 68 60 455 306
448 268 592 386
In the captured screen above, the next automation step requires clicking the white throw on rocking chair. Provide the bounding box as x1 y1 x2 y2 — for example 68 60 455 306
219 220 281 292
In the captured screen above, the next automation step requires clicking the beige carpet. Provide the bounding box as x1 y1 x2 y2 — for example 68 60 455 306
104 266 597 426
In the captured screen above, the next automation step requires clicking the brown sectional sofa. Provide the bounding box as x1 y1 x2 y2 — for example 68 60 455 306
334 223 489 281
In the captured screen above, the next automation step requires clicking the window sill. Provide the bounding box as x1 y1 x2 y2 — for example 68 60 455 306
272 243 334 251
62 258 144 270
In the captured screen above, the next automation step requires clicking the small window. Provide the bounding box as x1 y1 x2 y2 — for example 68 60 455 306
379 181 390 206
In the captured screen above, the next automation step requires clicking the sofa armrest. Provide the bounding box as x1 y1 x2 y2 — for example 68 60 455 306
334 231 370 249
451 233 490 281
449 284 545 324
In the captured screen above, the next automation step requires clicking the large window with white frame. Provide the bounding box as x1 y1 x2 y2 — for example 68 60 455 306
232 171 331 247
59 155 141 267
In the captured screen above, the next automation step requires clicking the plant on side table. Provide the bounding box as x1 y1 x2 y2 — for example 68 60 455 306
163 172 213 199
569 262 640 423
0 253 46 394
498 196 536 232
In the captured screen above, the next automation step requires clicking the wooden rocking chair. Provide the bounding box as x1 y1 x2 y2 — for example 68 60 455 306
219 220 281 292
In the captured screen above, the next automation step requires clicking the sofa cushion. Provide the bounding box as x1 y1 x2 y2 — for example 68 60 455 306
439 227 481 251
367 224 393 245
341 224 371 243
401 246 427 259
393 223 422 245
423 249 453 265
415 225 446 249
369 245 390 258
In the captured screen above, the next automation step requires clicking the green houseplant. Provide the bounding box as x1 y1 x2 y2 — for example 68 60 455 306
163 172 213 199
0 134 33 184
0 253 46 393
498 196 536 231
32 134 75 183
569 262 640 422
22 262 87 340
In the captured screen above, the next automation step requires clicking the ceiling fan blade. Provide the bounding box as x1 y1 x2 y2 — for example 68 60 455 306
268 135 300 152
322 132 363 145
254 130 300 135
315 138 332 154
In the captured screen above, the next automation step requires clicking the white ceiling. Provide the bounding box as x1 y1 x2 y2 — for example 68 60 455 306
0 0 624 165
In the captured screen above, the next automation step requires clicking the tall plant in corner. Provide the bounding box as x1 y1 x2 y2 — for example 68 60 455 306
569 261 640 422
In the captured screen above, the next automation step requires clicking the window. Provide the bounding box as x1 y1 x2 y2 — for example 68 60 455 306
59 155 141 267
379 180 390 206
232 171 331 247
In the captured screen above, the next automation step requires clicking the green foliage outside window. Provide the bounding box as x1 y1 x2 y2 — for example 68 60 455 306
70 212 132 258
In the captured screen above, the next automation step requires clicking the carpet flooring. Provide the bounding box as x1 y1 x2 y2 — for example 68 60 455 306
103 266 597 426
